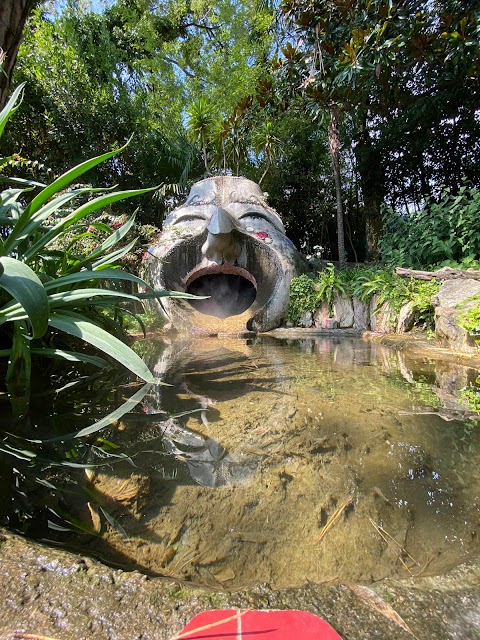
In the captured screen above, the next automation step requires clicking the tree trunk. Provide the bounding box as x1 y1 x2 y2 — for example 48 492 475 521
328 104 346 266
0 0 38 108
355 108 386 261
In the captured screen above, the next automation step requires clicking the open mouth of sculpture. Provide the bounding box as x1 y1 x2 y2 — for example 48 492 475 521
184 265 257 319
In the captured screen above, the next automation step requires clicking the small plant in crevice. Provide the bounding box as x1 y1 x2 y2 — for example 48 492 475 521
313 262 349 316
461 385 480 414
458 297 480 348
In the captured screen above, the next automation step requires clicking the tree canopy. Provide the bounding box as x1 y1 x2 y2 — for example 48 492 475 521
2 0 479 261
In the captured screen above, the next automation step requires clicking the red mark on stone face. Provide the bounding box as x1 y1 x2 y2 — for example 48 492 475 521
256 231 269 239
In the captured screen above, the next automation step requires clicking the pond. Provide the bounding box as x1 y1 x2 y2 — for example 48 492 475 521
1 334 479 591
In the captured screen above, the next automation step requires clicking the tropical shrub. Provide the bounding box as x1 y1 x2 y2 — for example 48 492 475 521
379 185 480 269
0 85 190 420
313 262 350 315
287 274 318 324
289 265 439 329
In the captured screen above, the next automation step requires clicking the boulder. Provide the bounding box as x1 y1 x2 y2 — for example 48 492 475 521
435 307 478 354
298 311 314 328
352 298 370 330
313 302 330 328
432 279 480 308
433 279 480 353
333 295 354 328
396 301 416 333
370 296 395 333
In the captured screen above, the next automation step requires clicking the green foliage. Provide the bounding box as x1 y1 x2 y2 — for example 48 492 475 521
287 273 318 324
288 265 440 328
409 280 441 327
348 268 408 312
314 263 349 315
379 186 480 269
186 97 215 174
350 268 439 325
0 84 186 420
461 386 480 414
458 296 480 349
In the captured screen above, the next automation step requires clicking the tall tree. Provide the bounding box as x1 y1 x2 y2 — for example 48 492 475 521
0 0 40 107
277 0 479 262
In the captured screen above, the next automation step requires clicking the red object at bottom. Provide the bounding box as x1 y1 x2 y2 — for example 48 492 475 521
176 609 343 639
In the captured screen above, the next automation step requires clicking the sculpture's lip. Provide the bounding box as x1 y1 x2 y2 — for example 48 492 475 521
184 263 257 289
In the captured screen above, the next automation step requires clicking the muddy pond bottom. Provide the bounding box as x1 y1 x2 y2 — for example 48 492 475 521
9 335 480 591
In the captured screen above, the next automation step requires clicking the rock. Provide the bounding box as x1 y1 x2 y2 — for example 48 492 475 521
297 311 314 327
432 279 480 308
313 298 352 329
352 298 370 330
212 565 236 583
323 318 339 329
333 295 354 328
370 296 395 333
435 307 479 354
313 302 330 328
432 279 480 353
396 301 415 333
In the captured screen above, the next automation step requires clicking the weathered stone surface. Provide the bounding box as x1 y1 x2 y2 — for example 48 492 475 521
435 307 479 354
143 176 306 334
352 297 370 330
1 528 480 640
432 278 480 308
396 301 416 333
333 295 354 328
431 279 480 353
313 302 330 328
297 311 314 328
370 296 395 333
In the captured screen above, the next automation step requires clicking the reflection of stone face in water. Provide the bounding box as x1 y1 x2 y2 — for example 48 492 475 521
79 336 480 590
161 419 256 487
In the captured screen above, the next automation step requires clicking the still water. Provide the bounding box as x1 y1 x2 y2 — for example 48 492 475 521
1 335 479 590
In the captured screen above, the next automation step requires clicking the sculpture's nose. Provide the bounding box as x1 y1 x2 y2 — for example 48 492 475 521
201 208 241 264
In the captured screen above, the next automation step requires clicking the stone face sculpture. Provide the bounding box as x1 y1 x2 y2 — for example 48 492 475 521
144 176 306 333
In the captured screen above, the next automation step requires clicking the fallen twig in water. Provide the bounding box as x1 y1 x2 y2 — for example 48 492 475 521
315 494 354 544
163 549 200 577
171 610 248 639
368 518 419 572
411 554 434 577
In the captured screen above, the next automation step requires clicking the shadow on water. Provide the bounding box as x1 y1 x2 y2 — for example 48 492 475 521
0 335 479 589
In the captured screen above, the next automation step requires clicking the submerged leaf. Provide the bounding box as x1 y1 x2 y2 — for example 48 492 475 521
100 506 129 539
37 382 153 442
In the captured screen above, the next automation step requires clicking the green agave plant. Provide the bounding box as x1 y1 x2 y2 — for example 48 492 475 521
0 84 195 424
